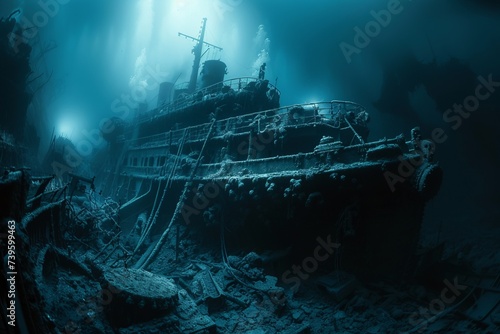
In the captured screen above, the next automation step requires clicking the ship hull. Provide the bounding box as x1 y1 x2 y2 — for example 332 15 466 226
110 149 441 280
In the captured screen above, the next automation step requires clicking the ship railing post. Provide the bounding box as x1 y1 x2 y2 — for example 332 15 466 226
247 131 253 160
169 130 172 152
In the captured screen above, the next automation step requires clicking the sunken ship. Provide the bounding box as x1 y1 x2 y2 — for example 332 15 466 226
99 17 442 276
2 18 445 333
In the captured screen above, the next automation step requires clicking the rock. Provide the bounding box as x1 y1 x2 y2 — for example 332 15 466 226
333 310 347 320
291 309 304 322
366 324 381 333
300 305 313 314
215 318 226 330
316 271 358 302
243 305 260 319
390 308 405 319
245 330 266 334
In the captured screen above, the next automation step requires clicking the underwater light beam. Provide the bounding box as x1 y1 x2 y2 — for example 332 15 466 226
57 119 75 138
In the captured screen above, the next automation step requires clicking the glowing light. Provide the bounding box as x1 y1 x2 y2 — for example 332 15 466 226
58 121 73 137
165 1 226 43
57 115 80 138
134 0 154 47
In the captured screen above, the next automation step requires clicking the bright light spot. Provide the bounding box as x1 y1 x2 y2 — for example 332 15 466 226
57 114 81 138
134 0 154 47
165 1 227 47
58 121 74 137
174 0 188 10
128 0 255 85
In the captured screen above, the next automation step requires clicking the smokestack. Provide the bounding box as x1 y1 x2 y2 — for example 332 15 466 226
200 60 227 93
157 82 174 107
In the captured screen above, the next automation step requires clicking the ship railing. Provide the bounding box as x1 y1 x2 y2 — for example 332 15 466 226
209 100 367 135
126 122 214 149
126 100 367 149
136 77 281 123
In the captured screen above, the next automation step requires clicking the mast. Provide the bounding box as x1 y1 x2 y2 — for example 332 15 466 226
189 17 206 93
178 18 222 93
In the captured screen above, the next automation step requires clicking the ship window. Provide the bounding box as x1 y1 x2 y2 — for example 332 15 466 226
159 156 166 166
149 157 154 167
133 158 138 166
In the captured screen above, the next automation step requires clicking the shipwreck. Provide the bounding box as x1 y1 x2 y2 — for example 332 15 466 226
21 17 500 334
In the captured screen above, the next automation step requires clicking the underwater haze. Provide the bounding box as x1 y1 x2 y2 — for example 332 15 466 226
2 0 498 235
1 0 500 332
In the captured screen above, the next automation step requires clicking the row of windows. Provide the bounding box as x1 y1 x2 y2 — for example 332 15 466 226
127 155 167 167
